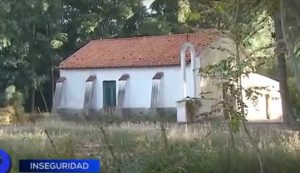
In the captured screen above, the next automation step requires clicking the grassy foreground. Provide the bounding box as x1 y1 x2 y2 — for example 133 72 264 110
0 117 300 173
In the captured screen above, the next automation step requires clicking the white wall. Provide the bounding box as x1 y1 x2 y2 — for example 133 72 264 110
241 73 283 121
59 65 196 110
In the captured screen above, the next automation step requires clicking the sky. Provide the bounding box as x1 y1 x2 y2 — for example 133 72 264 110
143 0 154 10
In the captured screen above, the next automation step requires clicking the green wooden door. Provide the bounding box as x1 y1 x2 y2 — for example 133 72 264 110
103 81 116 107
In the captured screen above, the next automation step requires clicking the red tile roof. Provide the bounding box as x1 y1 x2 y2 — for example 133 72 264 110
59 30 221 69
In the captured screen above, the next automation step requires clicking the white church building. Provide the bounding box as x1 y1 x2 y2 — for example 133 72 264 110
53 30 283 122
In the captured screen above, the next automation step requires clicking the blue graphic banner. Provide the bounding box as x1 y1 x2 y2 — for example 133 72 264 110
19 159 100 173
0 149 12 173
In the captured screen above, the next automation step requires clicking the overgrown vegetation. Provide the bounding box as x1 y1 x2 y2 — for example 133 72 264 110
0 118 299 173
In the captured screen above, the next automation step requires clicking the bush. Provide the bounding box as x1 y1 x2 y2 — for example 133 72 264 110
0 105 24 124
4 85 24 106
0 85 25 123
0 106 15 124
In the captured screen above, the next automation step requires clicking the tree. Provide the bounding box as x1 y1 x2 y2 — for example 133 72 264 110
280 0 300 93
149 0 192 33
265 0 297 126
0 0 65 112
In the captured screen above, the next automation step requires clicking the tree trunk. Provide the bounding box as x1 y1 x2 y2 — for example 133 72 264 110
39 88 49 112
274 12 297 127
31 86 36 113
280 0 300 97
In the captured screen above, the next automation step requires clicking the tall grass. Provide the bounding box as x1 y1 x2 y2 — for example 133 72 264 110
0 118 300 173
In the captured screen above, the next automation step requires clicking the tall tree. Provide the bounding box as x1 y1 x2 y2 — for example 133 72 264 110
0 0 65 112
267 0 297 126
273 12 295 126
280 0 300 107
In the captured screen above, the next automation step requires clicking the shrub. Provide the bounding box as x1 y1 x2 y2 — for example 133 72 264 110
0 106 15 124
0 85 25 123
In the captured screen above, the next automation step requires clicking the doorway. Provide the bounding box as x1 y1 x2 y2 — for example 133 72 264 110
103 81 116 108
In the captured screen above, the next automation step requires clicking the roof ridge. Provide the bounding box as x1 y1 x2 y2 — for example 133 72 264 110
90 29 219 43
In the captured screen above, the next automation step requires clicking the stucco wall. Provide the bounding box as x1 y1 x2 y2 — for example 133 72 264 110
59 65 196 110
241 73 282 121
196 36 236 116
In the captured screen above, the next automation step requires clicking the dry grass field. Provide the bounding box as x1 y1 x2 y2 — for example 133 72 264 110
1 116 300 173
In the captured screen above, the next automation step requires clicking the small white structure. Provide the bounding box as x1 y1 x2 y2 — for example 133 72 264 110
54 30 283 122
241 73 282 121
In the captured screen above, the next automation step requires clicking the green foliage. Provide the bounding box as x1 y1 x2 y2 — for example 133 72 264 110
229 111 242 133
149 0 192 33
288 77 300 118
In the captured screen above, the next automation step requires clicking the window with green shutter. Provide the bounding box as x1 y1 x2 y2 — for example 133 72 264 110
103 81 116 107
